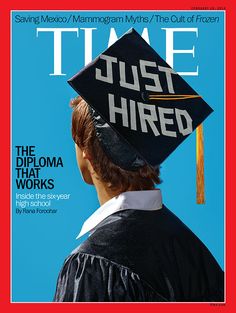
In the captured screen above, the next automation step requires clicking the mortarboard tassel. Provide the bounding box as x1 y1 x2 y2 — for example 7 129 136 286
196 124 205 204
148 94 202 100
148 94 205 204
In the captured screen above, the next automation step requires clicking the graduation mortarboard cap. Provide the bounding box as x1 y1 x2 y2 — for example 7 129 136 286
68 28 213 196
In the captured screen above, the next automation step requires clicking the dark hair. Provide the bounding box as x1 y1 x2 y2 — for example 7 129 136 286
71 96 161 193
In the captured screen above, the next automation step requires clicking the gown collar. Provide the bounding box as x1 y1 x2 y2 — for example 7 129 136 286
76 189 162 239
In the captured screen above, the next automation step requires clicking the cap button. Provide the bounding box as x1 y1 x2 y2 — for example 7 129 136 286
141 91 149 102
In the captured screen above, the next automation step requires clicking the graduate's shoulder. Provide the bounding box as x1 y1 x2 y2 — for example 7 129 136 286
76 206 206 257
88 205 204 242
67 207 223 302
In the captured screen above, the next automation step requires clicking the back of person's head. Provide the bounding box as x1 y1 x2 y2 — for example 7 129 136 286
71 96 161 193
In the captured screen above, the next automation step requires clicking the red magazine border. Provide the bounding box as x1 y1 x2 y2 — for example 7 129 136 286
1 0 234 312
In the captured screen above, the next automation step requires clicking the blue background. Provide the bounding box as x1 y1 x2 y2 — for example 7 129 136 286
12 11 225 302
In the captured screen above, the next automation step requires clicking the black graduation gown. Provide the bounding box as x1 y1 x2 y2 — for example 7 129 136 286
53 206 224 302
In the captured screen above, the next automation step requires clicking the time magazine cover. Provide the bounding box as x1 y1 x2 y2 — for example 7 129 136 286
1 1 234 312
11 9 224 302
